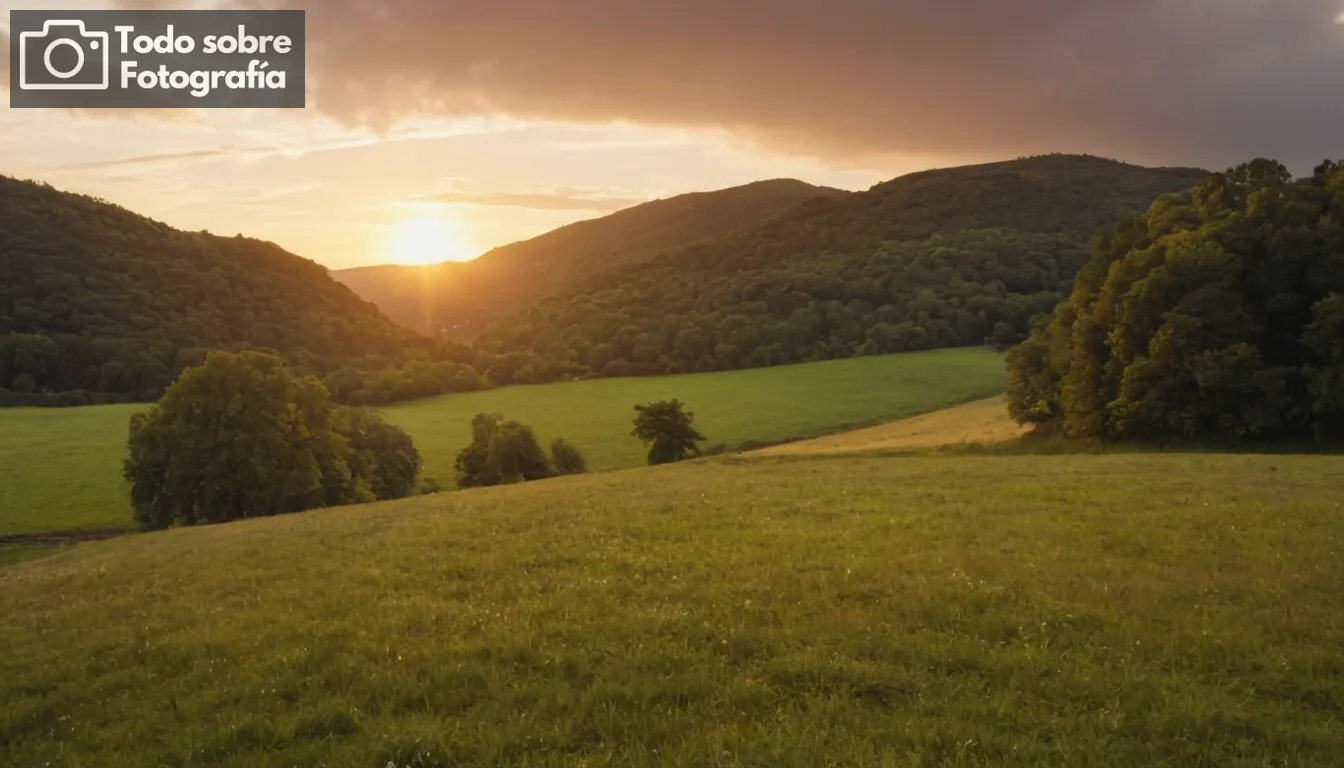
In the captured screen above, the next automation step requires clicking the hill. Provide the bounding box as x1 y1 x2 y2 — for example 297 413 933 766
0 176 445 404
0 348 1004 534
333 179 846 339
475 155 1209 378
3 450 1342 765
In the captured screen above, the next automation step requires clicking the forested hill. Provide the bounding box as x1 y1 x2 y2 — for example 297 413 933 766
333 179 847 339
0 176 441 404
472 155 1210 382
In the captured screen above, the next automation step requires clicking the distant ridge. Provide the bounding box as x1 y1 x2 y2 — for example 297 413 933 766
332 179 847 339
473 154 1211 379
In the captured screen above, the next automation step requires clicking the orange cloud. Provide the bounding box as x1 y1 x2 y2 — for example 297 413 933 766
427 187 646 212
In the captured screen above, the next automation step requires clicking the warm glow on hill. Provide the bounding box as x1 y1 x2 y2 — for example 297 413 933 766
385 213 477 265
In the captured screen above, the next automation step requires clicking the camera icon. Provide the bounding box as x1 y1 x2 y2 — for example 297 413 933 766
18 20 111 91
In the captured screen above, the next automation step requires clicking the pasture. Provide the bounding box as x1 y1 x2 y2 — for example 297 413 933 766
0 348 1004 534
755 394 1027 456
3 451 1342 765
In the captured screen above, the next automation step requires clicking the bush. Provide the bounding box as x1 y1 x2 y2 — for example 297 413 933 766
550 439 587 475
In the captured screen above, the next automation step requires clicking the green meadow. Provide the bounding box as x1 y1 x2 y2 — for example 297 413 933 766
0 348 1003 535
3 451 1342 766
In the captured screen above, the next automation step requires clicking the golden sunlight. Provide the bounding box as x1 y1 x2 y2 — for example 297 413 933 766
386 213 477 265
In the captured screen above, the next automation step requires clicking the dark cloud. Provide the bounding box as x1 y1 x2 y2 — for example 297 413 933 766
238 0 1343 172
73 0 1334 173
428 188 646 212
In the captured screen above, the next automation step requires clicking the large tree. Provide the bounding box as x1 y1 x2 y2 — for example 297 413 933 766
632 399 707 465
124 351 420 529
1006 159 1344 442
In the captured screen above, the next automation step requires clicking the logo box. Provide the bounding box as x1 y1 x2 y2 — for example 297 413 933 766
9 9 305 109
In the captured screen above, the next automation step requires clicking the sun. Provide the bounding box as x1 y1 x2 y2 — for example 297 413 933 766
386 213 477 265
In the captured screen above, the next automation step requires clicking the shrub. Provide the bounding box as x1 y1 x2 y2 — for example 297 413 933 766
551 439 588 475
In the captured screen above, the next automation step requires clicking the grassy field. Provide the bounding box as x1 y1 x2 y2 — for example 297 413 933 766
0 404 143 534
2 451 1342 766
0 348 1004 534
756 395 1027 456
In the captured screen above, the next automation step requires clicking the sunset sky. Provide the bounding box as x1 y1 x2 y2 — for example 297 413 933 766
3 0 1342 270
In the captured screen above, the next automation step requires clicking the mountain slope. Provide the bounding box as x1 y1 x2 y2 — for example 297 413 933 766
333 179 847 339
0 176 437 404
475 155 1209 379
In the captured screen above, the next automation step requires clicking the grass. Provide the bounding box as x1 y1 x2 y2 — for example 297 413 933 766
3 451 1343 766
0 404 143 534
0 543 68 568
755 395 1027 456
0 348 1004 534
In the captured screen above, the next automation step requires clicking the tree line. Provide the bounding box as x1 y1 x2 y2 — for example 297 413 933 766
1006 159 1344 442
126 350 709 529
475 229 1084 379
470 156 1207 381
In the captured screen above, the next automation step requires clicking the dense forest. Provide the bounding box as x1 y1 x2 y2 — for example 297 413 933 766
333 179 845 339
1 156 1213 405
0 176 485 405
473 156 1209 379
1007 159 1344 442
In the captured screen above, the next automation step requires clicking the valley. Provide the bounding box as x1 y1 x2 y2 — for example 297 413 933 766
0 348 1004 536
3 139 1342 767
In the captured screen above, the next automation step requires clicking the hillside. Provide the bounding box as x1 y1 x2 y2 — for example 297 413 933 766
333 179 846 338
0 176 440 404
756 395 1028 456
476 155 1209 377
3 451 1342 765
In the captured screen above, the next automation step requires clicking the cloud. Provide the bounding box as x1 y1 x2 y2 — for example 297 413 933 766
427 187 647 212
226 0 1343 172
49 144 275 171
0 28 9 93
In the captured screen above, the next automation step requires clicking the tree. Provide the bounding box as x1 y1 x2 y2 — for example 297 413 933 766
123 351 420 530
342 407 423 500
454 413 503 488
632 399 707 465
455 413 563 487
1006 159 1344 443
551 438 588 475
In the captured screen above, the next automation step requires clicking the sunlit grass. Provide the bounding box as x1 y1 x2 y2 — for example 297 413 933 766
2 452 1342 765
756 395 1027 456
